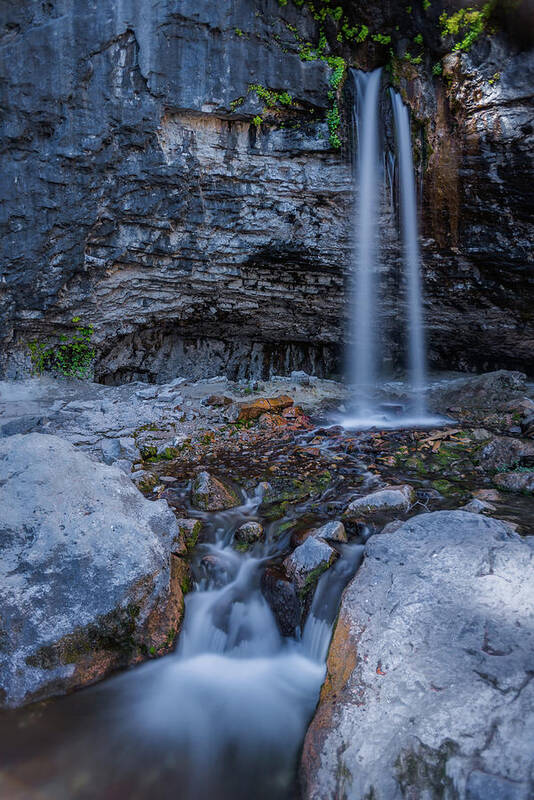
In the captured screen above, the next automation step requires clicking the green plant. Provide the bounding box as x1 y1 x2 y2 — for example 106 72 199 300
423 0 431 9
372 33 392 45
234 28 244 37
432 60 443 75
439 2 494 51
252 115 263 128
28 317 95 379
488 71 501 84
327 103 341 149
413 33 423 45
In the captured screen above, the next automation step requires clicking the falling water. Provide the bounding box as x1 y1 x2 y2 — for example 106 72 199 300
345 70 433 428
350 68 383 415
390 89 427 417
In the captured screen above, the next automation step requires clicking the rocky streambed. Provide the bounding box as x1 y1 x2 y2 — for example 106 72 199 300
0 370 533 798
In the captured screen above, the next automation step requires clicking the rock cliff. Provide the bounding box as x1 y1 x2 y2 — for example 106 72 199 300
0 0 532 380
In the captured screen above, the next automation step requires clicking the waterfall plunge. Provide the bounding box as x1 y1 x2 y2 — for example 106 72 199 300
345 69 434 429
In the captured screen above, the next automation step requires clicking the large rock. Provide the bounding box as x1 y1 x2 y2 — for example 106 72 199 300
283 536 337 596
477 436 534 472
429 371 528 415
0 433 186 708
302 511 534 800
191 471 240 511
344 485 414 519
494 470 534 495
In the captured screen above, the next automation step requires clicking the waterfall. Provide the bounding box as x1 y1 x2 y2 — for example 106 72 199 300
350 68 383 415
346 71 431 428
390 89 427 417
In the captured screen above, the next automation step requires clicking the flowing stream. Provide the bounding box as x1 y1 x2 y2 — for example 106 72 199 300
0 481 363 800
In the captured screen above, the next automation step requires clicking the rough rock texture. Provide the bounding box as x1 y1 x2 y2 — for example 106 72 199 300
191 471 239 511
494 470 534 494
302 511 534 800
283 536 337 594
344 485 415 518
478 435 534 472
1 2 533 381
234 521 264 547
310 520 347 543
0 432 186 708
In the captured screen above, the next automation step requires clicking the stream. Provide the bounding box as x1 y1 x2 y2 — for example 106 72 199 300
0 482 363 800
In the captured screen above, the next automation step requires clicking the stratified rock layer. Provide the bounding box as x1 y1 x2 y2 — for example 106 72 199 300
302 511 534 800
0 2 532 380
0 432 186 708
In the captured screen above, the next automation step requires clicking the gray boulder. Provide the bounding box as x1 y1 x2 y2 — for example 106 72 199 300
283 537 337 595
344 485 414 519
302 511 534 800
310 520 347 543
0 433 186 708
494 470 534 494
478 436 534 472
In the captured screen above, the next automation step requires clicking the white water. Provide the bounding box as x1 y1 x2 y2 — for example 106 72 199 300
390 89 427 417
345 72 433 430
350 68 383 415
1 485 363 800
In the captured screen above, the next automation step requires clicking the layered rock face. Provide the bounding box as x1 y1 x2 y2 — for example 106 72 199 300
0 0 348 382
302 511 534 800
0 0 532 381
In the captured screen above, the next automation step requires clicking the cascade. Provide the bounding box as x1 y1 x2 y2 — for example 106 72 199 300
346 69 431 427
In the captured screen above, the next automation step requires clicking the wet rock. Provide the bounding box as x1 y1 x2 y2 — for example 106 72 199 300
310 521 347 543
283 537 337 596
234 521 264 548
237 396 293 422
191 471 239 511
200 554 231 588
521 413 534 439
473 488 502 502
205 394 233 407
257 413 287 431
176 518 202 550
429 371 527 415
344 485 414 519
494 471 534 495
131 470 158 492
302 512 534 800
261 566 301 638
0 433 185 709
477 436 534 472
290 370 312 386
460 498 496 515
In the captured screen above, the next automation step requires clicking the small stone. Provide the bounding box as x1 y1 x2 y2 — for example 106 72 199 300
283 537 337 594
460 498 496 514
344 485 415 519
473 488 502 502
290 370 310 386
310 520 347 543
175 518 202 550
160 476 178 484
261 566 301 637
234 521 264 546
191 471 239 511
494 470 534 494
206 394 233 407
